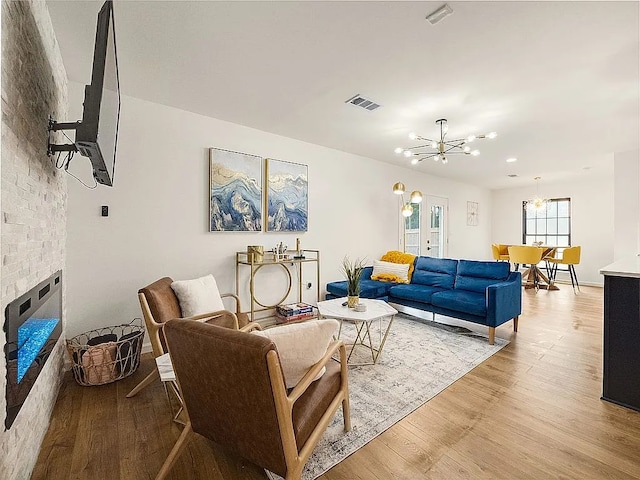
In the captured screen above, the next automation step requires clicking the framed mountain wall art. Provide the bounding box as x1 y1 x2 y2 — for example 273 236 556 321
265 158 308 232
209 148 263 232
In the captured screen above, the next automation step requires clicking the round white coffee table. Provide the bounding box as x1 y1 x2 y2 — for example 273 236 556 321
317 297 397 365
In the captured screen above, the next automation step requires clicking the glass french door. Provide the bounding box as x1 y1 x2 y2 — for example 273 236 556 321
403 203 421 255
401 196 448 257
424 196 448 258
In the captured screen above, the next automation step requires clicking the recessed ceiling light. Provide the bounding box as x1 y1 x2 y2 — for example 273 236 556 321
506 157 518 163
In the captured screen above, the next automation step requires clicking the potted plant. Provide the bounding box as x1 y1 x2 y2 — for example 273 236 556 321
341 256 365 308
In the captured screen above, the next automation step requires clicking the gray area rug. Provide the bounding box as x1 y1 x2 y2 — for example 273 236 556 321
267 313 509 480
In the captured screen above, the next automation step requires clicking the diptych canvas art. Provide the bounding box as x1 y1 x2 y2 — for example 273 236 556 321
208 149 308 232
209 148 263 232
266 158 308 232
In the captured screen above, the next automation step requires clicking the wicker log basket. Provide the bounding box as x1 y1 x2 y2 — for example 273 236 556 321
66 319 145 386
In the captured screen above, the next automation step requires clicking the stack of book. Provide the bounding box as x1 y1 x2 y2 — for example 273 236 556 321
276 302 315 324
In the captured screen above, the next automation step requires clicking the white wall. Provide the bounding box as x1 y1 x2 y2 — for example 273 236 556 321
491 174 614 286
613 149 640 259
65 86 492 336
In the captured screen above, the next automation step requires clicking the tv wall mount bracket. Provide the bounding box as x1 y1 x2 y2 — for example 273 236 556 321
47 116 80 156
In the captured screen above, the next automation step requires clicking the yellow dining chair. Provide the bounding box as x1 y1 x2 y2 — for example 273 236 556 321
543 247 557 278
491 244 510 261
548 246 581 292
508 246 544 290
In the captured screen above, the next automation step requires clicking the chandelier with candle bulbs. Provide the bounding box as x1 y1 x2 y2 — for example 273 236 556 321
395 118 497 165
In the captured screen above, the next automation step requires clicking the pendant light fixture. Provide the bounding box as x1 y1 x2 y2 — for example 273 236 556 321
393 182 423 217
525 176 549 212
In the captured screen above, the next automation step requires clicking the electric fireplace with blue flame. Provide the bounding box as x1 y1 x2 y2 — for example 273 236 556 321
4 271 62 429
17 318 60 383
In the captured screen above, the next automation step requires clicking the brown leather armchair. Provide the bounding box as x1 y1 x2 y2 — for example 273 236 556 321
126 276 251 398
157 319 351 480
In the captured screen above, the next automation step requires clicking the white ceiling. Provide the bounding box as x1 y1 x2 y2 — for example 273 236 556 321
46 1 640 190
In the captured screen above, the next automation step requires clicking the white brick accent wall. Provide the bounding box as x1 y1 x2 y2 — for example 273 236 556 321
1 1 68 478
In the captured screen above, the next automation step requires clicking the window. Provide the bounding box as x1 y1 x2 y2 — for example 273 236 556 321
431 205 441 228
522 198 571 247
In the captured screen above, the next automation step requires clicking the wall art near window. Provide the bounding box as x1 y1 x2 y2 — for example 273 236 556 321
467 201 479 226
266 158 308 232
209 148 262 232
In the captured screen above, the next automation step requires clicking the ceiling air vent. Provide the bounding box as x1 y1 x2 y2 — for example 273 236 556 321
345 94 381 111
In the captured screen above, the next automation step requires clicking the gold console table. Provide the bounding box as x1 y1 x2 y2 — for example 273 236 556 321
235 249 320 322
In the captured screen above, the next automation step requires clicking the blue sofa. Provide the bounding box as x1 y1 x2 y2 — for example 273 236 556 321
326 256 522 344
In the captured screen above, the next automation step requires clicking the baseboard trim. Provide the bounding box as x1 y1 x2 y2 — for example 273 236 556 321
551 279 603 287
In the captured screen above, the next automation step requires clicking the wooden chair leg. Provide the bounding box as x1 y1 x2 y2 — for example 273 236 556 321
126 367 159 398
155 421 194 480
342 395 351 432
513 316 519 332
488 327 495 345
285 464 305 480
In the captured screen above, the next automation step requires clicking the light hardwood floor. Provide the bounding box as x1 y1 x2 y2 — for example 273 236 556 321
32 285 640 479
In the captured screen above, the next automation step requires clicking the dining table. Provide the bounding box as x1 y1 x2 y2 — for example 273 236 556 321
508 245 563 290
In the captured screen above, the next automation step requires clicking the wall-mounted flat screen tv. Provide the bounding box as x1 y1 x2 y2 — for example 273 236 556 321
74 0 120 186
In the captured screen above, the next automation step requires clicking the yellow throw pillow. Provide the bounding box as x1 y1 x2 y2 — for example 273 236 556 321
380 250 416 281
371 260 411 283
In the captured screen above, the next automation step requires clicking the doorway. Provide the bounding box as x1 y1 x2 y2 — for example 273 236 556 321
403 202 421 255
401 195 448 257
424 195 448 258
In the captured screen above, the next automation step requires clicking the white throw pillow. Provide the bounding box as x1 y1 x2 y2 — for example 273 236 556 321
371 259 411 283
170 274 225 317
253 319 339 389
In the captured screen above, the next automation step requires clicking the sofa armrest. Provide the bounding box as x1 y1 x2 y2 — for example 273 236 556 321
486 272 522 327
